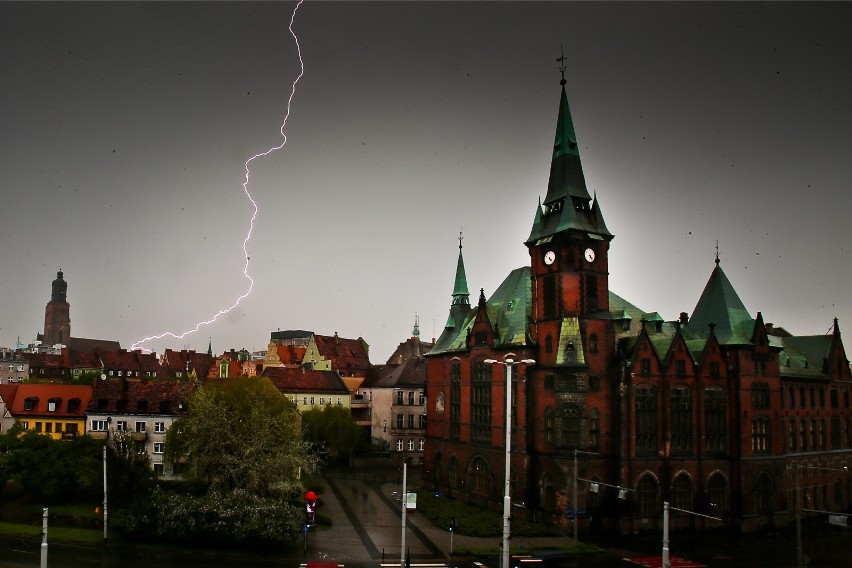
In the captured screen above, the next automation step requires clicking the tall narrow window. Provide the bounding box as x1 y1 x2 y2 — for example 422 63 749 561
752 383 770 409
752 416 771 454
704 389 726 453
471 360 492 442
671 387 692 454
637 474 659 516
543 274 557 319
707 473 729 515
635 386 657 455
671 474 693 511
560 403 582 447
470 457 491 496
588 408 600 448
544 407 554 444
450 360 461 440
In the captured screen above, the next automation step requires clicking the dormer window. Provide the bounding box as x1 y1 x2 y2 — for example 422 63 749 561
48 397 62 412
67 398 81 412
24 397 38 411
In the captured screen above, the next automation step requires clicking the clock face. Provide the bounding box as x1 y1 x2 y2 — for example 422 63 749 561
584 248 596 263
544 250 556 265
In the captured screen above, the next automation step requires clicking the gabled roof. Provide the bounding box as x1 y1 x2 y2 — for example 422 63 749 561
161 349 215 378
778 334 834 380
9 384 93 418
0 384 20 409
262 366 350 395
312 334 371 376
365 357 428 389
277 344 307 365
685 261 754 345
430 267 531 356
87 378 196 415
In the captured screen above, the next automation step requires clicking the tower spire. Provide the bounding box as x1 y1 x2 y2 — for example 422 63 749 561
452 230 470 306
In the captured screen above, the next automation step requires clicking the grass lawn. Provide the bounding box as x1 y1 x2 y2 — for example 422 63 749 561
0 520 108 545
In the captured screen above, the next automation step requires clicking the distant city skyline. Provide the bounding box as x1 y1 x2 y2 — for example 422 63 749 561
1 2 850 363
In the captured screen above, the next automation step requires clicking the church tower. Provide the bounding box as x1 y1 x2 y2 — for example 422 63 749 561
43 270 71 347
525 71 613 370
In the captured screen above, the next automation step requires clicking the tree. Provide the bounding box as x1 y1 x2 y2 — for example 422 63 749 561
164 377 314 496
301 404 367 464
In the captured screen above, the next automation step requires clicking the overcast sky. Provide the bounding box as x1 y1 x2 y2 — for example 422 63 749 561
2 1 850 363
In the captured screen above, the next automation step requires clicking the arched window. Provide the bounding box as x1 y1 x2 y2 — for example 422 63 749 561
753 472 774 515
671 473 693 511
448 457 459 491
707 473 729 515
470 456 492 496
637 474 659 516
559 403 582 447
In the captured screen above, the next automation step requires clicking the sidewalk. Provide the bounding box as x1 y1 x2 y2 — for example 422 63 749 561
309 469 580 566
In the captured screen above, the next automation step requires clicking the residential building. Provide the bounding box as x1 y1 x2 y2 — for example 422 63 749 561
423 74 852 534
86 377 196 475
0 348 28 383
6 384 92 439
262 366 351 412
0 384 20 434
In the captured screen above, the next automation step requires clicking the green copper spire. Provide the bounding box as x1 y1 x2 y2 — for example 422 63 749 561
452 231 470 306
526 64 611 245
687 258 753 345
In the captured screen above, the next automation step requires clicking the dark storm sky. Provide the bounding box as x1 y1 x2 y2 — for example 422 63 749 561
1 1 850 362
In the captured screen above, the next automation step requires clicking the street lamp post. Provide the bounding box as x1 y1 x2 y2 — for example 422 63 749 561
484 354 535 568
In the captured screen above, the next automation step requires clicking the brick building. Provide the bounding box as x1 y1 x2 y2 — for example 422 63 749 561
423 76 852 533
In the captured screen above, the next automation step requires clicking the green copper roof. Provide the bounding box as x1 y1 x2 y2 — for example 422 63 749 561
526 85 612 245
430 267 531 355
452 245 470 305
686 261 754 345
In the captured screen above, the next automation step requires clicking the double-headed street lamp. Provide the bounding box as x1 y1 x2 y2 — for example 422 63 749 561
484 354 535 568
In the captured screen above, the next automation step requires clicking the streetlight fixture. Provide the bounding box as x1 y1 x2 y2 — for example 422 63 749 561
793 462 850 568
574 475 633 546
484 354 535 568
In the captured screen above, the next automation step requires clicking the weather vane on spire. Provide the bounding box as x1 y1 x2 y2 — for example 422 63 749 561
557 45 567 85
715 240 720 264
458 228 464 251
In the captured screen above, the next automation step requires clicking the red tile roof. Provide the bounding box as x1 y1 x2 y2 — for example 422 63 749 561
87 378 197 415
8 384 93 419
313 334 371 376
261 366 350 395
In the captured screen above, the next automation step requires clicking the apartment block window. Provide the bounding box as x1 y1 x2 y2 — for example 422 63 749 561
408 414 415 428
153 443 165 454
303 397 308 405
154 422 165 433
135 421 147 433
153 463 164 475
115 421 126 432
310 397 315 405
407 439 414 451
91 420 109 431
418 439 424 451
408 391 415 405
418 391 425 405
396 439 403 451
419 414 426 429
319 397 324 405
396 414 404 428
45 422 53 433
397 391 404 405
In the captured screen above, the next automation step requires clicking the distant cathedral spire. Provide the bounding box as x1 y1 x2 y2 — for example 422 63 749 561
413 314 420 338
43 269 71 347
452 230 470 306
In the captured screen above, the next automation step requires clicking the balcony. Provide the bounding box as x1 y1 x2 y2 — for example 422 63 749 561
131 431 148 442
88 431 108 440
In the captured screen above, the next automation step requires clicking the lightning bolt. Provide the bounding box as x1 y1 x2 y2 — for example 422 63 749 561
131 0 305 352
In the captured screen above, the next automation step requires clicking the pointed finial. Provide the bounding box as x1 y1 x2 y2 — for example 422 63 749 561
714 240 720 265
458 229 464 251
557 45 567 86
413 314 420 337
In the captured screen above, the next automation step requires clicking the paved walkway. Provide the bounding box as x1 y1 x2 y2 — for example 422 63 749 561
304 471 579 567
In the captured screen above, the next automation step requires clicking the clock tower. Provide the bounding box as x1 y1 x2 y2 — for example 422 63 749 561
525 75 613 369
